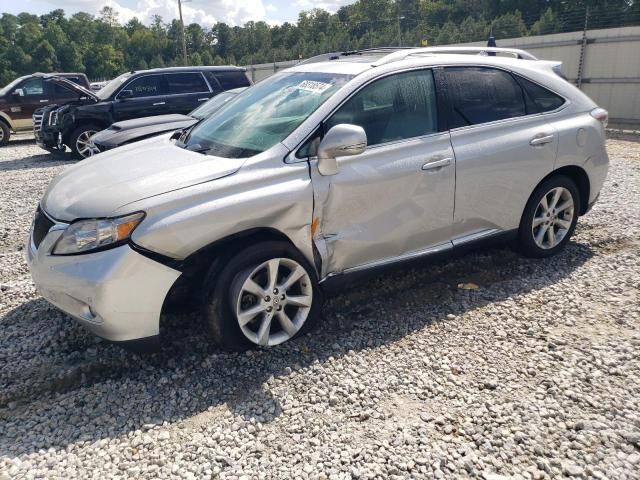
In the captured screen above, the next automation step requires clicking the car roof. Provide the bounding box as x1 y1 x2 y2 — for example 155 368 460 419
129 66 246 75
288 52 541 76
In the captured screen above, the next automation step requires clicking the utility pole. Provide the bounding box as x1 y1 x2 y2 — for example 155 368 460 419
397 14 404 47
178 0 188 66
576 6 590 89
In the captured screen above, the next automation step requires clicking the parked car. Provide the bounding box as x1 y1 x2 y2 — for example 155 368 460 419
90 81 109 92
27 47 609 351
89 87 246 154
0 72 90 146
34 66 251 158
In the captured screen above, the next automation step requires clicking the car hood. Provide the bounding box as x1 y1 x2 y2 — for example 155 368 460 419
109 114 194 130
42 134 244 221
92 115 196 147
44 76 99 102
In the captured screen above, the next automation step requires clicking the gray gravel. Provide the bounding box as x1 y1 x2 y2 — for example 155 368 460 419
0 134 639 479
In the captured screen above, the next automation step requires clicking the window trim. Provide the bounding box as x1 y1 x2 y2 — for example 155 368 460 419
115 72 212 100
288 66 443 163
439 65 569 132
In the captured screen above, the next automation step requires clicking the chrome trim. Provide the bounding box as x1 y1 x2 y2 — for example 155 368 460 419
33 113 44 132
336 241 453 276
451 229 501 246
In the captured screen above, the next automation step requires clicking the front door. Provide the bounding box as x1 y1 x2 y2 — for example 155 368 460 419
11 77 49 130
112 74 168 122
310 69 455 276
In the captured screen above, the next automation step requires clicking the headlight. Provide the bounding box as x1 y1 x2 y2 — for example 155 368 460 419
52 212 145 255
48 111 58 126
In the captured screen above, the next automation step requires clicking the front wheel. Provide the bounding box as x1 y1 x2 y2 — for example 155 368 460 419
69 124 100 159
0 121 9 146
202 241 322 350
518 175 580 258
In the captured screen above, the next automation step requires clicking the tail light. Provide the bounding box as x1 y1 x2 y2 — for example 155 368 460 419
590 108 608 128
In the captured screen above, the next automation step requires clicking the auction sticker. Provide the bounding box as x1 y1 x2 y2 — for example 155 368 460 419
297 80 332 94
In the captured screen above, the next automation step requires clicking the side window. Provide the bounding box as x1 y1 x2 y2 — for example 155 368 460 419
516 75 565 113
122 75 162 98
18 78 44 97
51 83 80 99
165 73 209 94
324 69 438 147
213 71 251 90
445 67 527 128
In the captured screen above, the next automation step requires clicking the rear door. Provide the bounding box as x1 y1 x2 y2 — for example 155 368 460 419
112 74 168 121
440 66 558 242
163 72 212 114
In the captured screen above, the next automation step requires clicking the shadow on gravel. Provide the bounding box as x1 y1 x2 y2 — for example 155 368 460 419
0 240 595 457
0 152 75 171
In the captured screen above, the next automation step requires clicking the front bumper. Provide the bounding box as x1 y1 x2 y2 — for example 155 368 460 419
27 227 181 342
34 129 62 151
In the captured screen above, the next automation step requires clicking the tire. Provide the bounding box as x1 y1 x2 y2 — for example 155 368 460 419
69 124 100 159
518 175 581 258
0 121 9 146
202 241 322 351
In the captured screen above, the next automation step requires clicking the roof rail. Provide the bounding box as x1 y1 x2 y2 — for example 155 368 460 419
372 46 538 66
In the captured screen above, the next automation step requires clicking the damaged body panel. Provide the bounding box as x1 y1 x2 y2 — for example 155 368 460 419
310 132 455 277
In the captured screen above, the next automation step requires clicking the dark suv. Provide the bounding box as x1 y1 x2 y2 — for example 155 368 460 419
0 72 90 146
35 66 251 158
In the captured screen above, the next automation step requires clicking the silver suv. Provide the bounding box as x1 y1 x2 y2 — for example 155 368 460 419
27 47 609 350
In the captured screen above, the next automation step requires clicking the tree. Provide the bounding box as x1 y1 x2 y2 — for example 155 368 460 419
31 40 58 72
530 8 562 36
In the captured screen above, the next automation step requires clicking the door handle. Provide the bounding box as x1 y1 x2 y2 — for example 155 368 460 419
422 157 452 171
153 102 166 106
197 97 209 102
39 99 49 103
530 133 554 146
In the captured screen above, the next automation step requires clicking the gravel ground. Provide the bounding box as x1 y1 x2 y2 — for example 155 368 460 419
0 134 639 480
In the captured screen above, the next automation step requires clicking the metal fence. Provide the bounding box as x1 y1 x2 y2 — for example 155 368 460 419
244 26 640 129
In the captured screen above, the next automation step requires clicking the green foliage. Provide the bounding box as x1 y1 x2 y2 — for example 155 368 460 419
0 1 637 84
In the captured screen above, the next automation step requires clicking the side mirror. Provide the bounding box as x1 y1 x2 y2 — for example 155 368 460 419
118 89 133 100
12 88 24 98
317 124 367 176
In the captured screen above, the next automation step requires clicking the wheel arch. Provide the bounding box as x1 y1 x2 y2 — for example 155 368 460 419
537 165 591 215
160 227 308 314
0 113 13 131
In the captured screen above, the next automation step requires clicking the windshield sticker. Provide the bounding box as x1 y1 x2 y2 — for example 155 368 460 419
297 80 332 94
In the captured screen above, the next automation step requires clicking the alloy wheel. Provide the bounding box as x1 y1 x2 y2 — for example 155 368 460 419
531 186 575 249
76 130 97 158
232 257 313 346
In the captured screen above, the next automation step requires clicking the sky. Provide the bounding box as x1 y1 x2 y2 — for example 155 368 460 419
2 0 354 26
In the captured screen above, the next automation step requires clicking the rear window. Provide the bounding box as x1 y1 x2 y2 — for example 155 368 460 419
516 76 566 113
444 67 527 128
165 72 209 94
211 71 251 90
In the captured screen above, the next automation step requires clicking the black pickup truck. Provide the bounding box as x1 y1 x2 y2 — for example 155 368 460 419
35 66 251 158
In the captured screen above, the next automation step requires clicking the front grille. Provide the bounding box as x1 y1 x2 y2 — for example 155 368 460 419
32 206 55 249
33 112 44 132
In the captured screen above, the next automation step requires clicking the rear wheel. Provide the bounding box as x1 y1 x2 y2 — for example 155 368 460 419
0 121 9 146
518 175 580 258
69 124 100 159
202 241 322 350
